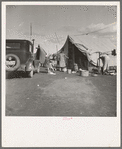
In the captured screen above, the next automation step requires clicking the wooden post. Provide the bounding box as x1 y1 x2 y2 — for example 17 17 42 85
32 39 35 54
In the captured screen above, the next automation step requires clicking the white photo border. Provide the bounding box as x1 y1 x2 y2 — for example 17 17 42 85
2 1 120 147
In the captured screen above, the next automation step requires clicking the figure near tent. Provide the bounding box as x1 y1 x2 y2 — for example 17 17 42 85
97 49 116 75
59 50 69 71
44 55 56 75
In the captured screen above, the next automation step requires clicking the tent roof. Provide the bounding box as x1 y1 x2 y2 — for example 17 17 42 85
40 46 47 55
68 34 116 54
59 35 116 66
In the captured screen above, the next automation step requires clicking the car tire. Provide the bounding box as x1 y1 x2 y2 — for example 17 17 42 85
6 54 20 71
28 70 34 78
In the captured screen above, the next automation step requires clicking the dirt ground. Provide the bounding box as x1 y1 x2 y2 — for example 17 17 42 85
6 67 117 116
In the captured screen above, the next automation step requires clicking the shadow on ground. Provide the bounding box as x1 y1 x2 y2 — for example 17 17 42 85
6 71 28 79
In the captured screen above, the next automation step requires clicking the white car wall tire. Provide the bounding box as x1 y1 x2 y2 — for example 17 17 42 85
6 54 20 71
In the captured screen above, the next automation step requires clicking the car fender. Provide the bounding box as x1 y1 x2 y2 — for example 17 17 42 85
25 58 34 71
34 60 40 68
34 60 41 73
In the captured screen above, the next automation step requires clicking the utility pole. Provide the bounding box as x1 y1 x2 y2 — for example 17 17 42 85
55 32 60 44
55 32 60 53
30 23 32 41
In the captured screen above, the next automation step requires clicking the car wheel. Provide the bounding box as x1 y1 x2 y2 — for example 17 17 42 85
6 54 20 71
28 70 34 78
37 63 41 73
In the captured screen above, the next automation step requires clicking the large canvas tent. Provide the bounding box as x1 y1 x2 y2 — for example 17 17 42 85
58 35 116 70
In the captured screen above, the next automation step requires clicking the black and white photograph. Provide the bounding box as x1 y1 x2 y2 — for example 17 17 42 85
2 1 120 147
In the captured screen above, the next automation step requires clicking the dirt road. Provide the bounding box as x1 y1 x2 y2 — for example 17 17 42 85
6 68 116 116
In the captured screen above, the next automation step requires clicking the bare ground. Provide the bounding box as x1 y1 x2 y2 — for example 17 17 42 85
6 67 116 116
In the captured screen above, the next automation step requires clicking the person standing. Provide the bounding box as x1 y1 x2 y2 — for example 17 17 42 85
59 50 68 71
97 49 116 74
99 53 110 74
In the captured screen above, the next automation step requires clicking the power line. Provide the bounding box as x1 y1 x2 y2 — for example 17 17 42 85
73 23 116 36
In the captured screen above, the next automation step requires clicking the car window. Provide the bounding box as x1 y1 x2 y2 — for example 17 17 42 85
6 42 21 49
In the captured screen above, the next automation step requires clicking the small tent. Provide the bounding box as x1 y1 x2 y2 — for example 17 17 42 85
35 45 47 64
58 35 116 70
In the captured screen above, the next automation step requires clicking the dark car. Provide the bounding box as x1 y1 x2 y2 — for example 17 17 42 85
6 39 41 78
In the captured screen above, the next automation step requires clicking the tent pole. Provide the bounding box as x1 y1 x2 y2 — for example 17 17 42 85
98 52 101 74
73 45 75 70
99 52 100 66
87 55 89 71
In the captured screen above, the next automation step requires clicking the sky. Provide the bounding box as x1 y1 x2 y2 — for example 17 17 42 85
6 4 117 54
